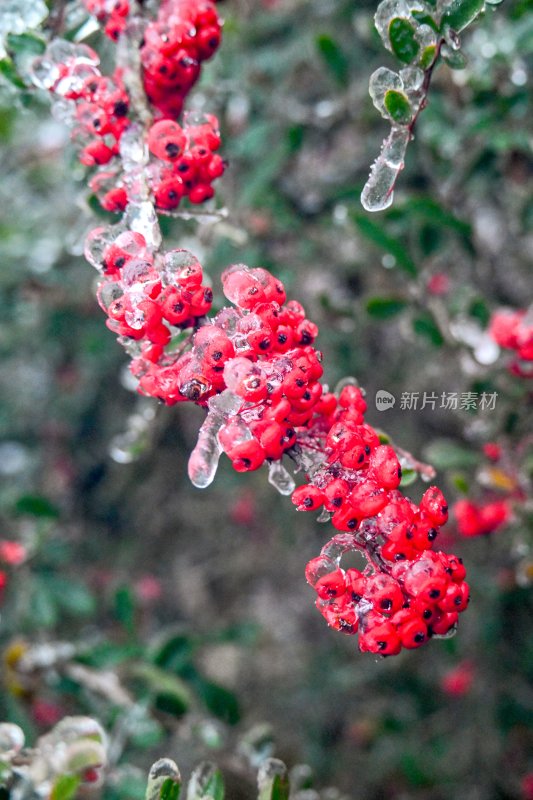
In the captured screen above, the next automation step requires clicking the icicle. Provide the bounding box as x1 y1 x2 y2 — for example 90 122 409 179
188 391 242 488
361 126 411 212
267 461 296 496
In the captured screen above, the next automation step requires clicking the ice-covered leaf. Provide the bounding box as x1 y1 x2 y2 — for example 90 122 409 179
145 759 181 800
442 44 468 68
419 43 437 68
257 759 289 800
187 762 224 800
384 89 412 123
441 0 485 32
50 775 81 800
389 18 420 63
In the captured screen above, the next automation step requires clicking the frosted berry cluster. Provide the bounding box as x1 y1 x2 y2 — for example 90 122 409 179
293 390 470 653
131 263 321 418
307 538 468 655
84 242 471 655
489 308 533 378
33 0 472 658
32 0 224 215
31 41 130 175
91 113 225 214
83 0 130 41
146 115 225 210
140 0 222 119
85 229 213 364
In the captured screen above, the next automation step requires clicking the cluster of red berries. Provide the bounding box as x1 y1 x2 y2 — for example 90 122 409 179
86 229 213 361
489 308 533 377
31 42 131 192
40 1 472 657
306 522 469 655
34 1 224 214
148 115 225 209
132 264 321 423
284 385 469 653
83 0 130 41
90 113 225 214
140 0 222 119
454 498 511 537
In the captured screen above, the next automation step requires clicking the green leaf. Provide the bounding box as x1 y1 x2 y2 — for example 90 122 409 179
160 778 181 800
30 579 58 628
412 312 444 346
44 576 96 617
384 90 412 124
50 775 81 800
6 32 46 56
152 633 194 671
441 0 485 32
315 35 349 86
366 297 407 318
419 44 437 69
451 473 470 494
77 642 141 669
352 214 417 275
14 494 60 518
424 439 480 470
130 663 192 717
400 468 418 487
404 197 472 238
114 586 136 634
257 760 289 800
469 298 490 326
388 18 420 63
195 679 240 725
0 58 25 89
411 11 439 31
202 771 224 800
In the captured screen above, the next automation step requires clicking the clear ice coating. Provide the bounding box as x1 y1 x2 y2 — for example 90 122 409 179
146 759 181 800
374 0 425 52
267 460 296 496
361 126 411 212
362 66 424 212
120 125 162 252
188 390 242 488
